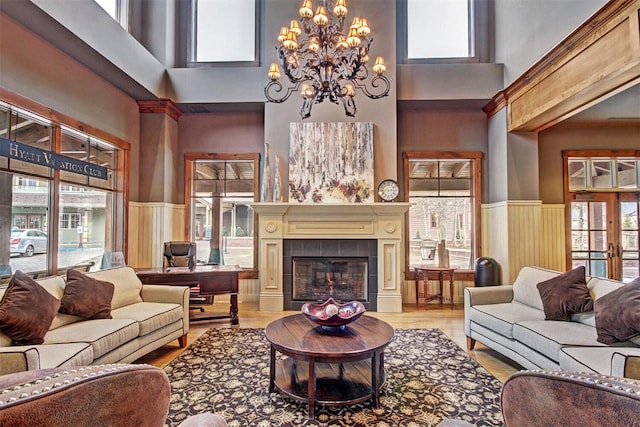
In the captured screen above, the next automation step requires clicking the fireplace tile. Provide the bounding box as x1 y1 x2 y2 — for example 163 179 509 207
339 239 357 255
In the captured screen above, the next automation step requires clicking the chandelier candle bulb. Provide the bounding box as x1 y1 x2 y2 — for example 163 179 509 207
264 0 391 118
373 57 386 74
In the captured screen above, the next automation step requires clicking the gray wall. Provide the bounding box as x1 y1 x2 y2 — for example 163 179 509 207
539 126 640 204
494 0 607 85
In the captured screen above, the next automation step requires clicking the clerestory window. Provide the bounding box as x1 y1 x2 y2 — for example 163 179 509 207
188 0 259 65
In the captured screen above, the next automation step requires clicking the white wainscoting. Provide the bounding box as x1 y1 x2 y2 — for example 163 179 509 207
482 201 566 284
128 202 185 268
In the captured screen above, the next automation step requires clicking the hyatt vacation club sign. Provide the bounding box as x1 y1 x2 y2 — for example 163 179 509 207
0 137 108 180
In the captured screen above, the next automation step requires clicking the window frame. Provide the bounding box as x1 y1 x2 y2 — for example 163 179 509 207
403 151 482 280
185 152 260 272
0 90 130 275
397 0 487 64
186 0 261 68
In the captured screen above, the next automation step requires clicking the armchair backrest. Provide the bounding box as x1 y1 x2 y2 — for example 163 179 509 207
163 241 197 269
501 370 640 427
0 364 170 427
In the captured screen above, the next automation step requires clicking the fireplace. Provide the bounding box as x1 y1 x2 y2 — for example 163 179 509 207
252 203 410 312
284 239 377 310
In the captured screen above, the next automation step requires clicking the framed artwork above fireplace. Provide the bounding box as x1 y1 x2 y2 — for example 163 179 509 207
289 122 374 203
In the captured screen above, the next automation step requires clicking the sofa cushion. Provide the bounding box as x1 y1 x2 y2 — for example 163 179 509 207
513 320 605 363
469 302 545 339
44 318 139 359
111 302 183 336
594 277 640 344
560 346 640 376
60 269 114 320
0 272 60 345
85 267 143 309
536 266 593 321
512 266 561 310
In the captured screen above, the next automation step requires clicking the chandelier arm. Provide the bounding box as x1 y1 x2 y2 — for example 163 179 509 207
339 95 357 117
265 80 302 103
352 74 391 100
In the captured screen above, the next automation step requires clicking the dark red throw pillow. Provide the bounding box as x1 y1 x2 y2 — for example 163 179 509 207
60 269 114 320
536 266 593 321
0 271 60 345
594 277 640 344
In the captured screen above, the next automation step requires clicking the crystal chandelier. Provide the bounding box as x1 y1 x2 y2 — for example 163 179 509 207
265 0 390 119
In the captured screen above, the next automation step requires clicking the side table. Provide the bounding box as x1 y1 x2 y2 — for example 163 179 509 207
411 265 456 310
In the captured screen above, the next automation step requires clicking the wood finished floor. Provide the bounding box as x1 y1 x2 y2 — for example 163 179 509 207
137 301 522 383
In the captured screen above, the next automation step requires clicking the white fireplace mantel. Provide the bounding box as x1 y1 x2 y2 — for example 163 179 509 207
251 202 411 312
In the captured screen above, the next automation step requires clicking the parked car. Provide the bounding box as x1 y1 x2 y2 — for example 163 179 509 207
10 229 48 257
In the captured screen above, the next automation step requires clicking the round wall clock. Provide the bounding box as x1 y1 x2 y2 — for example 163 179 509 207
377 179 399 202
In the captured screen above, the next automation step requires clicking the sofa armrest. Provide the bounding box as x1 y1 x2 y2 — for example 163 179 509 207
0 347 41 375
141 285 190 337
464 285 514 339
464 285 514 306
611 352 640 380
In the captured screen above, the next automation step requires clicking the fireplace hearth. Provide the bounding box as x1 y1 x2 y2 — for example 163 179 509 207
284 239 377 311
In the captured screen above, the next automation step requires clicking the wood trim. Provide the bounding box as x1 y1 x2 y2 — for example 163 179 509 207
137 99 183 122
0 87 131 151
483 0 640 131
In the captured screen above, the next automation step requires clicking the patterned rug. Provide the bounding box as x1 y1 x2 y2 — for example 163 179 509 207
164 328 504 426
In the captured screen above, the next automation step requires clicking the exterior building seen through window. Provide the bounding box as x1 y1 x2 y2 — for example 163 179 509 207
404 152 481 271
0 100 126 279
186 154 259 269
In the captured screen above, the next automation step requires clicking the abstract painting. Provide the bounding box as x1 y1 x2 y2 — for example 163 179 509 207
289 122 374 203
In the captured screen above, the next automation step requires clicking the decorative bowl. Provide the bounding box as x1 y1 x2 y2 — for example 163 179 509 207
301 297 366 328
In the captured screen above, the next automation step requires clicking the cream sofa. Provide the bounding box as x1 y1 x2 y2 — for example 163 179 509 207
0 266 190 375
465 266 640 378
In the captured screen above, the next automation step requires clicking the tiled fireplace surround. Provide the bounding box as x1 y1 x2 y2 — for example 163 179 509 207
252 203 411 312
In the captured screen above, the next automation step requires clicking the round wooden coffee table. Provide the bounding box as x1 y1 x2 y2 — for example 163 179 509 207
265 313 394 419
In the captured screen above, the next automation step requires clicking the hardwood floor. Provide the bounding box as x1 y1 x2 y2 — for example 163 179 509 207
137 301 522 383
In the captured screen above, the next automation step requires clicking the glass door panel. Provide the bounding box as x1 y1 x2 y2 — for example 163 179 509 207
569 194 618 278
620 196 639 281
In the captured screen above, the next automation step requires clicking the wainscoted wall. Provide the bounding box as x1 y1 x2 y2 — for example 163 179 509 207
127 201 185 268
482 201 566 284
540 204 566 272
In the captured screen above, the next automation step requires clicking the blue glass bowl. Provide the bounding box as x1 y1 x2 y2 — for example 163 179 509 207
301 297 366 328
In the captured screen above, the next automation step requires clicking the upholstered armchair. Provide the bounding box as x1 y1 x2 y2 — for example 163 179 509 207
501 370 640 427
0 363 227 427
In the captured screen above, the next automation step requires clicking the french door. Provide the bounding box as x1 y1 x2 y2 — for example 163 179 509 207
569 193 640 281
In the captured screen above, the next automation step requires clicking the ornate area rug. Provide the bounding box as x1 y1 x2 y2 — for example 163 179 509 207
164 328 503 426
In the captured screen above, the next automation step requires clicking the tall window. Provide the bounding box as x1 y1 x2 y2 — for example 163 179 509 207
189 0 257 64
94 0 129 29
399 0 481 62
0 99 127 278
404 152 482 271
186 154 259 269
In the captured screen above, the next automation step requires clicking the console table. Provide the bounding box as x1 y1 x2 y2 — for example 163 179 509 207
135 265 241 325
411 265 456 310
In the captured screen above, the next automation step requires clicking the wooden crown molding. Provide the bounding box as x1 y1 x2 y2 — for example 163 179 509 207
484 0 640 130
137 99 183 121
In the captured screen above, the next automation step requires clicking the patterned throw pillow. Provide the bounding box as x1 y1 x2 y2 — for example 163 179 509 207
0 271 60 345
536 266 593 321
60 269 115 319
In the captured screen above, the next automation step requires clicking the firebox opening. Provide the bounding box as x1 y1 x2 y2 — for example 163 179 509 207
292 257 368 302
